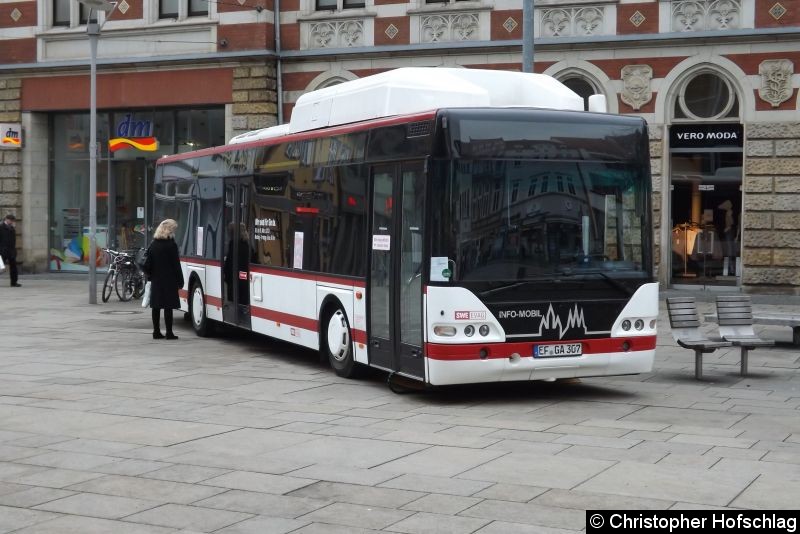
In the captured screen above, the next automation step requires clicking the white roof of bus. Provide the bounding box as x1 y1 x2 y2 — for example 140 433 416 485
229 67 584 144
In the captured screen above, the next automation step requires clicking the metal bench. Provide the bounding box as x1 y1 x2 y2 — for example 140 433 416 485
666 297 732 380
714 295 775 376
705 310 800 346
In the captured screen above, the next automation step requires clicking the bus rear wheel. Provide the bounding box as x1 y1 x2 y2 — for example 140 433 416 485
190 282 211 337
325 307 359 378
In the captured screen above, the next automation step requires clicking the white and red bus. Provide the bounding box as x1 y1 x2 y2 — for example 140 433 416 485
154 68 658 385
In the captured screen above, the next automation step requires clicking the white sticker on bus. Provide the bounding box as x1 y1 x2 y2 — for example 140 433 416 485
372 235 390 251
293 232 304 269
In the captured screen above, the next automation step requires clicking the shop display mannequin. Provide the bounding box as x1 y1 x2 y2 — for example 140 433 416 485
717 200 738 276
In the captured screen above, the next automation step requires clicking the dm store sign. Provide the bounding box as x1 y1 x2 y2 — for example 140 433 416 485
108 113 159 152
1 123 22 149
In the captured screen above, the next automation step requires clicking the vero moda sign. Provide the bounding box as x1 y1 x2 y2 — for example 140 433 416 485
670 124 743 149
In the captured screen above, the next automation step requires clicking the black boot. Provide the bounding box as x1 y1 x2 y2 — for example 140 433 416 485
153 331 165 339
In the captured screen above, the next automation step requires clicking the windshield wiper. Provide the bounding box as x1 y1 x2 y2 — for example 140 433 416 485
479 281 529 297
556 268 634 296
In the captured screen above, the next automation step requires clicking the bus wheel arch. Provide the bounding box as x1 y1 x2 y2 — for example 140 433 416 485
189 275 211 337
319 296 360 378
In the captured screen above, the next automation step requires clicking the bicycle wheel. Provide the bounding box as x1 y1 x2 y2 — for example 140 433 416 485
115 268 134 301
101 270 115 303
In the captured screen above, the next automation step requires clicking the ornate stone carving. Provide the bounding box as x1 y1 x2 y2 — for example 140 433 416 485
541 6 604 37
309 20 364 48
421 13 479 43
671 0 740 31
620 65 653 111
759 59 794 108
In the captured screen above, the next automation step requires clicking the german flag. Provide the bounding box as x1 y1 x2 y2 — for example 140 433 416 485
108 137 158 152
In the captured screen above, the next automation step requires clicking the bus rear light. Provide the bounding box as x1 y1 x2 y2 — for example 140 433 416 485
479 325 490 336
434 325 457 337
650 319 657 329
464 325 475 337
621 320 631 331
634 319 644 330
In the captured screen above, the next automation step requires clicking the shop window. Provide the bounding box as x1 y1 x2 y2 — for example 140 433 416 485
675 72 739 120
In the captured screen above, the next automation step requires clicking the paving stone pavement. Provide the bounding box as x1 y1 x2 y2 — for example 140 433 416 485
0 278 799 533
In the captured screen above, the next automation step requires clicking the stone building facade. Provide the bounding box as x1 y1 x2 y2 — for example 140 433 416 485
1 0 798 292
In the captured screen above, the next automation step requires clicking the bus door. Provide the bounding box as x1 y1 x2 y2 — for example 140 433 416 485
222 177 253 328
368 162 426 380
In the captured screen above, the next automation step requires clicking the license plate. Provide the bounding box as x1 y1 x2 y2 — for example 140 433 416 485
534 343 582 358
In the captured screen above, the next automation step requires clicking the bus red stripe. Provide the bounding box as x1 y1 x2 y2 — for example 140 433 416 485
249 265 366 288
206 295 222 308
425 336 657 361
352 329 367 344
251 306 318 332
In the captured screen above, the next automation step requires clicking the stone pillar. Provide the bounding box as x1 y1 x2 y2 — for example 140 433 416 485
649 125 663 282
230 62 279 140
0 76 22 266
22 112 49 273
742 123 800 294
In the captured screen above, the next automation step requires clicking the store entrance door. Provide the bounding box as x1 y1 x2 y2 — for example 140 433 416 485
109 158 155 252
669 124 743 288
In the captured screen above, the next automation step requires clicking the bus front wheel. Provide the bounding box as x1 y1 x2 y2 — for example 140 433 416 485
325 308 358 378
190 282 211 337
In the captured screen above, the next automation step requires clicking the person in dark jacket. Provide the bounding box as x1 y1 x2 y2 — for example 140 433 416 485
0 214 20 287
145 219 184 339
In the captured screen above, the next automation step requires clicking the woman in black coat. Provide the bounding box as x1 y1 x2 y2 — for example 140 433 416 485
145 219 184 339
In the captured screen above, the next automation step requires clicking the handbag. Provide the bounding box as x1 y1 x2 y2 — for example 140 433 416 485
137 247 151 275
141 281 152 308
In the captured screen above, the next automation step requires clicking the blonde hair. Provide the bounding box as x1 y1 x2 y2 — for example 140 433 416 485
154 219 178 239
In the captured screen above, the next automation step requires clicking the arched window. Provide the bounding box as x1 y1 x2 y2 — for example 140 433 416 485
674 71 739 120
560 77 598 111
317 77 349 89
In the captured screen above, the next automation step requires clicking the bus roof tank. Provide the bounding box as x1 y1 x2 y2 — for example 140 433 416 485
289 68 584 133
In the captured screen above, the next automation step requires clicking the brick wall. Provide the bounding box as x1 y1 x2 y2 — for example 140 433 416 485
743 123 800 294
230 62 279 138
0 76 22 261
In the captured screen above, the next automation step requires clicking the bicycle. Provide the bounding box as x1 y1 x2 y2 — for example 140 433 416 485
115 249 146 302
101 248 146 302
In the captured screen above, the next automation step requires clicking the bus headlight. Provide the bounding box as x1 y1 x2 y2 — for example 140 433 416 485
434 326 457 337
634 319 644 331
479 325 490 337
464 325 475 337
621 320 631 331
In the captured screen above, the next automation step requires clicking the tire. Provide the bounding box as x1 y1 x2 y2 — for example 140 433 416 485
324 307 360 378
102 271 115 303
189 282 211 337
115 269 134 301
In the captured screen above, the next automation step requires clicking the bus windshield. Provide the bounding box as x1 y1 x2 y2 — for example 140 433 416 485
431 158 651 283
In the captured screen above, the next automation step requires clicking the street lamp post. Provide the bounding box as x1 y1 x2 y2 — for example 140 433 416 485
522 0 535 73
78 0 116 304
